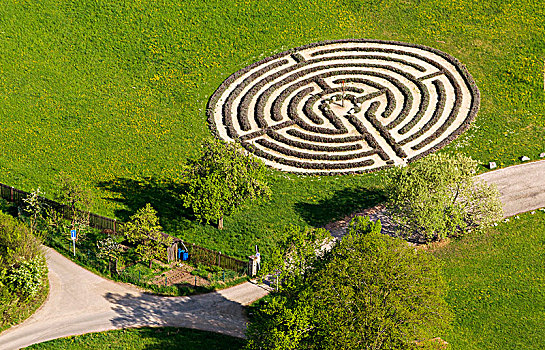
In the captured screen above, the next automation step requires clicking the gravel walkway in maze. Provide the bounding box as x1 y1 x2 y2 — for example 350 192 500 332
0 247 270 350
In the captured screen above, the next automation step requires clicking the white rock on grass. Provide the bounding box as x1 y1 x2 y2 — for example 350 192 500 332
488 162 497 169
540 153 545 158
520 156 530 162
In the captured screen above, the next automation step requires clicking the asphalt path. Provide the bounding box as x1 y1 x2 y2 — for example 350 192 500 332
0 247 269 350
477 159 545 217
0 160 543 349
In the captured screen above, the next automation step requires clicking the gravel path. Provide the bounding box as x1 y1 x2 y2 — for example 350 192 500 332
0 247 269 350
1 160 544 349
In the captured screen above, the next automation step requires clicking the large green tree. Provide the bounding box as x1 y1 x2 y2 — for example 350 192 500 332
124 203 172 268
385 153 503 241
183 139 271 229
246 217 451 350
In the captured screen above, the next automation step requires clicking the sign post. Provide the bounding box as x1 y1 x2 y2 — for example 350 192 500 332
70 229 77 257
341 80 346 107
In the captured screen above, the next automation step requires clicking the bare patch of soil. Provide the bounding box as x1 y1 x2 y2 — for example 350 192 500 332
150 263 209 288
324 203 426 245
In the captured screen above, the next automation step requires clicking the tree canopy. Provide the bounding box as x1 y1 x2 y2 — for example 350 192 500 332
385 153 503 241
124 203 172 268
246 217 451 349
183 139 271 229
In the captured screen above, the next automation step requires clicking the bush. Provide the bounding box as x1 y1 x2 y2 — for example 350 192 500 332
0 211 48 331
6 257 47 298
246 217 452 349
385 153 503 241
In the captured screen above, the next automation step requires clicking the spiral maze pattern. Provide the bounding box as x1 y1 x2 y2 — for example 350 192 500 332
207 40 480 174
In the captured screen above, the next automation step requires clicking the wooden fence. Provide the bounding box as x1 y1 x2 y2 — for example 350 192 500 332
0 183 120 232
166 241 247 274
0 182 248 273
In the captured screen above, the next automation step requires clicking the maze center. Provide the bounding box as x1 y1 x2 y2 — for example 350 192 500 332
207 39 480 174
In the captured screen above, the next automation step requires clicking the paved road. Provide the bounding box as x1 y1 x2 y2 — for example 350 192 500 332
477 159 545 217
0 247 269 350
1 160 543 349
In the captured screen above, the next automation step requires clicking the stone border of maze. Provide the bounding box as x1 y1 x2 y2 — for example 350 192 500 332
207 39 480 175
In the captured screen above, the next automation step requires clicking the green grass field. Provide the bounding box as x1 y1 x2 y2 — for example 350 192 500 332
25 327 245 350
25 214 545 350
3 2 545 347
433 212 545 349
1 0 544 258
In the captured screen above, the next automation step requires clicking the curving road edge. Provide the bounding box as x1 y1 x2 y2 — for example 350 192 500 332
476 159 545 217
0 159 544 349
0 247 269 350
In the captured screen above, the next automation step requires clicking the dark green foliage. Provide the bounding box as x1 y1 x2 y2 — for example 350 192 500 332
246 217 451 349
311 217 451 349
257 225 333 293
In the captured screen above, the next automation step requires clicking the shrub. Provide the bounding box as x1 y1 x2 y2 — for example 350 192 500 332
385 153 503 241
0 211 48 330
6 257 47 298
246 217 452 350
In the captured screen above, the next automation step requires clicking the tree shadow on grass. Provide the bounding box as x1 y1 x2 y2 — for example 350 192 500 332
295 187 386 226
97 177 194 229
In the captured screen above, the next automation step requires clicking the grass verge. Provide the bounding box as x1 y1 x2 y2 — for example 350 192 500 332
0 0 543 259
25 327 245 350
432 211 545 349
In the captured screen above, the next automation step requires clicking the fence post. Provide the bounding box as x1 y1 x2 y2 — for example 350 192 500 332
113 219 117 234
218 251 221 267
10 187 13 202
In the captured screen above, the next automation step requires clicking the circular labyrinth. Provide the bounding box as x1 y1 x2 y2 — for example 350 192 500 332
207 39 480 174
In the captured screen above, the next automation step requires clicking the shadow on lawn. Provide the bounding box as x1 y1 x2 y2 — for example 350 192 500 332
97 177 194 228
295 186 385 226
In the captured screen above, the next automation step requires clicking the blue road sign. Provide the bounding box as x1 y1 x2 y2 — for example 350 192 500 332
70 229 77 240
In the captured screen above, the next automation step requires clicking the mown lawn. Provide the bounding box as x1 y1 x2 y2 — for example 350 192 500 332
25 327 245 350
25 213 545 350
433 211 545 349
0 0 544 258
